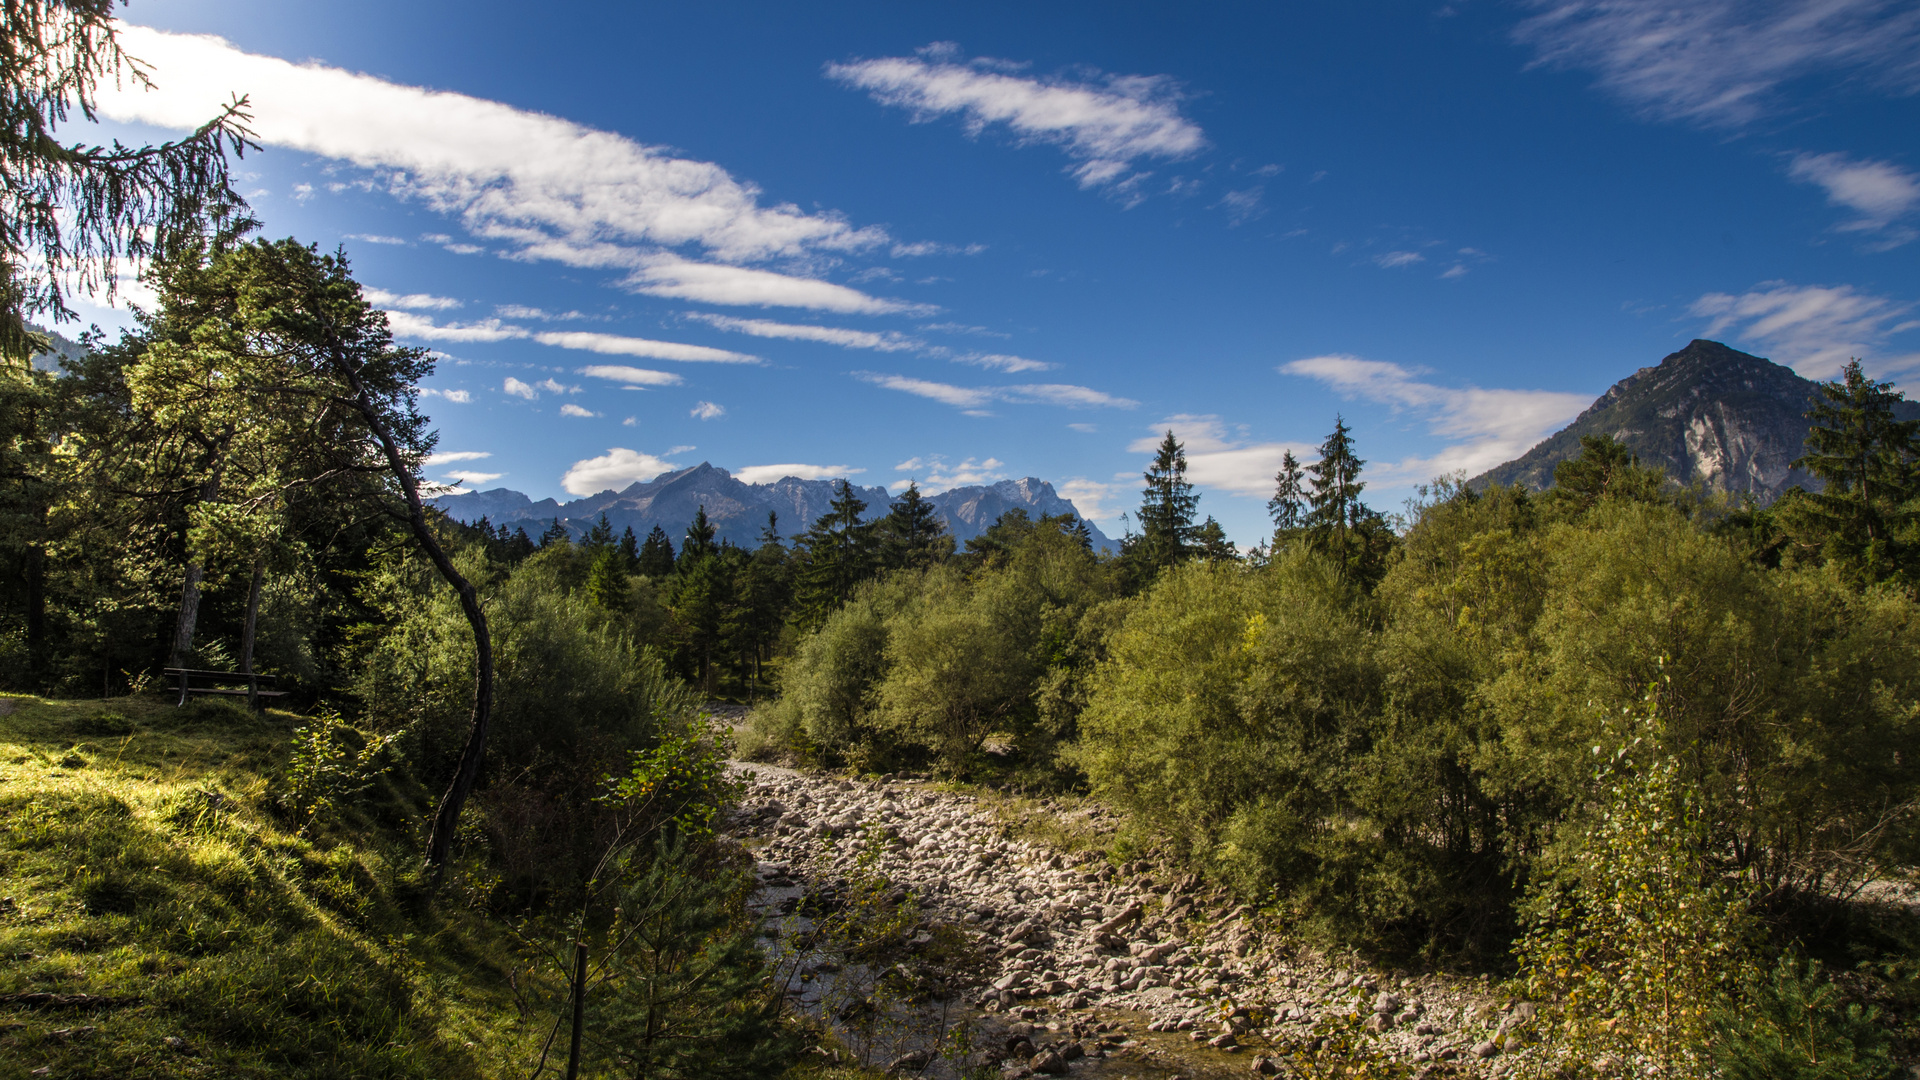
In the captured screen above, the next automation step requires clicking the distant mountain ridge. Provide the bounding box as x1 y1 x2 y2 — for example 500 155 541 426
428 464 1114 552
1472 339 1918 502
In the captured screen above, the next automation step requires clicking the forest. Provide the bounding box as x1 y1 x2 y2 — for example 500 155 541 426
1 5 1917 1079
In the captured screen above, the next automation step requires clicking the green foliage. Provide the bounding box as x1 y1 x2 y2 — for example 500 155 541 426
1778 358 1920 583
1713 956 1897 1080
280 708 398 835
1134 429 1198 573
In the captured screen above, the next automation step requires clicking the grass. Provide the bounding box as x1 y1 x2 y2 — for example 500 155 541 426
0 691 544 1079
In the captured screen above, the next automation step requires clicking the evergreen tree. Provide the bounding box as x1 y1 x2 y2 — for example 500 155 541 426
1546 433 1669 515
538 517 570 547
878 480 950 569
1305 416 1366 554
586 511 615 549
1267 449 1306 533
1069 516 1094 552
758 511 782 549
1195 516 1237 564
585 546 628 611
501 525 536 564
1137 430 1198 573
618 524 640 571
794 480 876 628
736 516 792 697
1779 359 1920 581
679 504 717 568
637 524 675 578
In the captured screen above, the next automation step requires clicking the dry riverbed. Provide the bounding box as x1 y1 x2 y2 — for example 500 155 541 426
727 761 1534 1078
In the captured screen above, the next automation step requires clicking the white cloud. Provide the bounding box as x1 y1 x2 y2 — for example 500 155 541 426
1375 251 1425 269
953 352 1054 373
503 377 538 400
890 240 988 257
1691 280 1920 378
1058 477 1118 521
533 329 758 363
734 462 865 484
623 254 924 314
1279 355 1591 482
418 387 473 403
893 454 1006 492
386 311 525 342
1217 186 1265 225
1787 152 1920 247
622 416 637 426
425 450 492 465
96 26 927 318
856 372 1137 411
560 403 598 417
690 401 725 420
348 233 407 245
537 378 576 394
560 448 682 496
828 46 1206 193
441 469 504 485
365 287 462 310
578 364 684 387
1512 0 1920 128
1067 422 1097 433
497 304 587 320
685 312 919 352
1128 415 1314 497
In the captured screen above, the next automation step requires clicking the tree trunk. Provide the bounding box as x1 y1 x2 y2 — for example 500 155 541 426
331 353 492 875
240 558 264 710
169 470 225 669
24 540 44 686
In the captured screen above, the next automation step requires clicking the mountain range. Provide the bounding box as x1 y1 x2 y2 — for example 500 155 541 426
428 464 1115 552
1473 339 1912 502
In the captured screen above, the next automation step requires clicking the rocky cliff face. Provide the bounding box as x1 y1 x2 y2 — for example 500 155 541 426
429 464 1113 550
1471 339 1902 502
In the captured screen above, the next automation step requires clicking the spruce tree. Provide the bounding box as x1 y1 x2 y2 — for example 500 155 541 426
879 480 949 569
637 525 675 578
1780 359 1920 581
538 517 570 547
1195 516 1237 563
1137 430 1198 572
1267 449 1306 532
679 504 717 568
794 480 876 627
586 511 615 549
1305 416 1366 555
618 525 640 571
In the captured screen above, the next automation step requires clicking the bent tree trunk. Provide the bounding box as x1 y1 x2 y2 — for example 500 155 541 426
170 470 226 668
333 355 493 875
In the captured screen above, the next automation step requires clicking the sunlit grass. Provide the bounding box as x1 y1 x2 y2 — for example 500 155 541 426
0 692 544 1078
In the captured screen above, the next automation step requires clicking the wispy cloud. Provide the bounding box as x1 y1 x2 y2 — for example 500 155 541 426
347 233 407 245
503 377 538 400
365 287 461 310
1374 251 1425 269
533 329 757 363
99 26 924 315
733 463 864 484
1058 477 1118 520
1217 186 1265 225
1280 355 1590 482
578 365 684 388
418 387 472 403
893 454 1006 492
952 352 1054 373
560 448 683 496
496 304 588 320
1513 0 1920 128
385 311 753 362
441 469 503 486
1691 280 1920 377
890 240 988 258
424 450 492 465
856 372 1138 412
1786 152 1920 248
686 312 919 352
560 403 598 417
690 401 725 420
828 43 1206 197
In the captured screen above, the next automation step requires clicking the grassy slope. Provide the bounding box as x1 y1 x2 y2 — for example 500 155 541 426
0 693 542 1079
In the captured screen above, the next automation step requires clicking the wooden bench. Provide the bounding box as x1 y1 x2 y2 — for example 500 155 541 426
164 668 290 709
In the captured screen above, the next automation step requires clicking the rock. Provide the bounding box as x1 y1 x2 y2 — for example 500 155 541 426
1093 902 1144 935
1058 1041 1084 1061
1208 1032 1238 1049
1029 1049 1069 1075
886 1049 933 1073
1250 1056 1280 1076
1365 1014 1392 1033
1472 1040 1500 1059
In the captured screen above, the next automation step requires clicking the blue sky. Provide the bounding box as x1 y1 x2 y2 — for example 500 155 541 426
73 0 1920 543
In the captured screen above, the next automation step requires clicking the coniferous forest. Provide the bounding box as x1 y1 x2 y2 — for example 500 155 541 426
1 6 1918 1080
